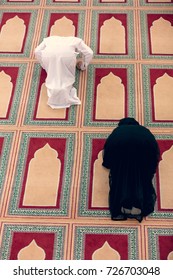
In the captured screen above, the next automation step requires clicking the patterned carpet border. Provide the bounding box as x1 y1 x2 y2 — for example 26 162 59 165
140 10 173 60
139 0 173 7
84 64 136 127
8 132 75 217
147 227 173 260
0 10 38 58
78 132 111 218
1 0 41 5
142 64 173 128
0 132 14 200
0 0 173 261
39 9 86 40
46 0 87 6
93 0 134 7
90 10 135 59
0 63 27 125
73 225 139 260
0 224 66 260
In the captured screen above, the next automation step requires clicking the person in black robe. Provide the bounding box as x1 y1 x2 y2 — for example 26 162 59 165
102 117 160 222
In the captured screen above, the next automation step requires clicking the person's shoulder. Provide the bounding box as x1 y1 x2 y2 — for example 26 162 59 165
108 126 119 136
71 36 83 43
137 125 156 139
138 125 151 133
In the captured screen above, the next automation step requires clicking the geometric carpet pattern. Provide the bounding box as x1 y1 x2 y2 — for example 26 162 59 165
0 0 173 260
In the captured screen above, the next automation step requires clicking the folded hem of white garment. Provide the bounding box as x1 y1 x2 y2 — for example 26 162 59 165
47 101 81 109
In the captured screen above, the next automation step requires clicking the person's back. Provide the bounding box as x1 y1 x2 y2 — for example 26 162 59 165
102 118 160 222
34 36 93 109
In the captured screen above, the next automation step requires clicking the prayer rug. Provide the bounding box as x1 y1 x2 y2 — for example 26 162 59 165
0 0 173 260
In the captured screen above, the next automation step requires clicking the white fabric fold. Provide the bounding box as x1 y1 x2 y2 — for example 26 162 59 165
35 36 93 109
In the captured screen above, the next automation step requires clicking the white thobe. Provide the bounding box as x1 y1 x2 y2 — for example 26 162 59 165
34 36 93 109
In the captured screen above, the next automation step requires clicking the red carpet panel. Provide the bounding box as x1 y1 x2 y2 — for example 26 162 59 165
0 0 173 260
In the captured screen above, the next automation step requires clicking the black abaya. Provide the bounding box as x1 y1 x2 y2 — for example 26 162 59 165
102 122 160 222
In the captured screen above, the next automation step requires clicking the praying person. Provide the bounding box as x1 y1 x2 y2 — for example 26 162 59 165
102 117 160 222
34 36 93 109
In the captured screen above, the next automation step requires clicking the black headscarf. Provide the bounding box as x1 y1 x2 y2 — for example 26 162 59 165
118 117 139 126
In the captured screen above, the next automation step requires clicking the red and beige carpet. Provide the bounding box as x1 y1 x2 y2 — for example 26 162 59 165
0 0 173 260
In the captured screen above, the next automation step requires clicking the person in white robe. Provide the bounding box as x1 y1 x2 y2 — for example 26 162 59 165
34 36 93 109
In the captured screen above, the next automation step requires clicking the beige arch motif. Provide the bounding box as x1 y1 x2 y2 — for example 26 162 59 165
99 17 125 53
159 145 173 209
0 71 13 117
96 72 125 120
148 0 172 2
102 0 125 2
154 73 173 120
17 240 46 260
36 82 66 119
0 16 26 52
50 16 75 37
92 241 121 260
91 150 110 207
10 0 33 1
23 143 61 206
150 17 173 54
54 0 78 1
167 251 173 260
